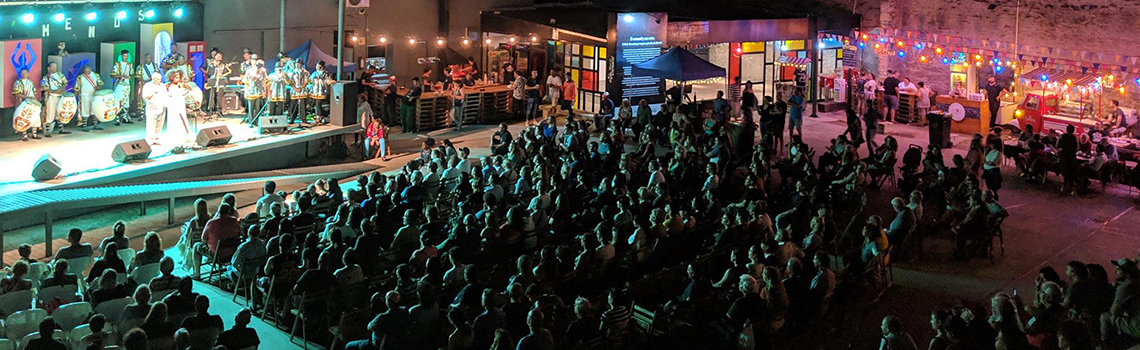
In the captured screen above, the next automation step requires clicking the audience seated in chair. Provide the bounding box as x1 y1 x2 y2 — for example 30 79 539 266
229 225 267 286
164 277 200 317
118 284 152 328
0 261 33 294
56 228 94 260
87 242 127 285
131 231 166 271
150 257 181 293
24 317 66 350
217 308 260 350
140 302 178 344
195 203 241 276
180 295 224 333
40 260 78 289
99 221 131 257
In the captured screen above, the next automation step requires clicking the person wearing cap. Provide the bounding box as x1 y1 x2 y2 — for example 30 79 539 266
1102 258 1140 342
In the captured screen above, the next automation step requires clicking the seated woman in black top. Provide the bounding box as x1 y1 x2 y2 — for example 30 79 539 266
140 302 179 341
87 242 127 285
40 259 79 289
180 295 224 332
89 270 130 306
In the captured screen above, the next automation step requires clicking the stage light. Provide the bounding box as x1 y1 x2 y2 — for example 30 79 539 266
173 7 184 18
915 43 923 50
436 38 446 46
21 13 35 24
509 37 516 43
145 9 156 18
896 41 903 47
861 34 868 40
941 57 950 65
622 14 634 23
817 42 825 49
378 36 387 44
461 38 470 46
85 12 98 21
351 35 358 43
873 43 880 49
1040 74 1048 81
1135 78 1140 86
116 10 128 19
974 54 981 60
484 38 492 45
53 13 65 23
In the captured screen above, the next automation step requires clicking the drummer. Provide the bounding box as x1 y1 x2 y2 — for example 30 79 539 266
75 65 105 131
307 61 333 124
41 62 70 135
12 68 43 141
110 50 135 125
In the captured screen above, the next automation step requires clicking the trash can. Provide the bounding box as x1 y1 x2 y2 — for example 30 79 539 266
928 111 952 148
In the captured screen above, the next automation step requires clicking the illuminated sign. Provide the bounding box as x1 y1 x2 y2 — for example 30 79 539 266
613 12 667 105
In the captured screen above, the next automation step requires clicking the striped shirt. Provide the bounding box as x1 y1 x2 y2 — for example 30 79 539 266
728 83 743 102
600 306 630 343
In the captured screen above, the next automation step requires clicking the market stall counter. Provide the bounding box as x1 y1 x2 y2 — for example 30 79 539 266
934 95 991 136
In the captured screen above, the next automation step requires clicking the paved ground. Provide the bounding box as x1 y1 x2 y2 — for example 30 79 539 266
4 110 1140 349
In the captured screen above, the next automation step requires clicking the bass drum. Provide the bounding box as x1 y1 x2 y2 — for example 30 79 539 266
185 84 204 111
58 93 78 124
92 89 120 122
13 100 43 133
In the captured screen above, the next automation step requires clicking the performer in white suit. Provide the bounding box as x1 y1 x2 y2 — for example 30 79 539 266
75 65 104 131
142 73 168 145
165 71 193 146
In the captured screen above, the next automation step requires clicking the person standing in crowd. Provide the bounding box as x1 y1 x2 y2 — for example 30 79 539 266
788 88 806 138
863 72 878 116
526 70 541 122
741 81 758 124
983 75 1008 129
729 76 743 118
864 104 882 154
546 69 563 116
982 138 1004 199
110 50 135 125
41 62 69 135
402 77 423 133
76 65 104 132
713 90 729 125
450 83 465 131
562 72 577 123
598 91 615 133
382 84 398 125
882 70 900 123
512 72 527 122
914 81 932 126
1058 124 1078 195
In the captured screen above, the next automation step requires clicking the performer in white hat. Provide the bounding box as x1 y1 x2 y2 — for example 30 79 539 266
142 72 168 145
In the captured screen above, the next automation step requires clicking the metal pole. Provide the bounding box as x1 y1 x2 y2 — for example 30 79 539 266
336 0 345 80
279 0 286 53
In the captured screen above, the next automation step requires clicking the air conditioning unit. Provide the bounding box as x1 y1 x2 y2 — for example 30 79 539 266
347 0 370 8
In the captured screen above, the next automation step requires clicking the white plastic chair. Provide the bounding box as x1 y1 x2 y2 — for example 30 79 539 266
0 289 34 315
128 263 161 285
187 327 222 350
4 308 47 342
53 301 92 331
18 331 64 350
0 339 13 350
35 284 80 306
26 263 47 289
93 297 133 325
117 248 137 268
68 324 93 350
65 257 93 277
152 288 176 302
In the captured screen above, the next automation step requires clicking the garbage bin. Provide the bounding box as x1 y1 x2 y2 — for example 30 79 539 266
928 111 952 148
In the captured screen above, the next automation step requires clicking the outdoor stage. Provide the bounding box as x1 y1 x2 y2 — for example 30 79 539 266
0 116 357 197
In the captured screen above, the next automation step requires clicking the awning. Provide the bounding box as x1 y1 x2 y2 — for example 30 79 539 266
775 56 810 68
1021 67 1098 86
631 47 726 83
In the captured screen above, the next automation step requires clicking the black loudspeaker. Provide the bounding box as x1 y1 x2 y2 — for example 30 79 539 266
196 125 233 147
259 115 289 134
111 139 152 163
32 153 61 181
330 81 359 127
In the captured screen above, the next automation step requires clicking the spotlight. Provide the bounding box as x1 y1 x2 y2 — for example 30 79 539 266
351 35 358 43
1040 74 1048 81
53 13 65 23
1135 78 1140 85
817 42 824 49
484 38 492 45
736 47 743 53
173 7 184 18
462 38 471 46
21 13 35 24
896 41 903 47
861 34 868 40
85 11 97 21
378 36 387 44
436 38 445 46
974 54 981 60
530 35 538 42
145 9 156 18
873 43 881 49
622 14 634 23
116 10 128 19
509 37 516 43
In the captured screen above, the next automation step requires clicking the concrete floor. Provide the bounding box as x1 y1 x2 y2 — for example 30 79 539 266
4 110 1139 349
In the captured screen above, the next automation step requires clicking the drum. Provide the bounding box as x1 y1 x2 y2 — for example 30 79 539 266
185 84 204 111
58 93 78 124
13 100 43 133
92 89 120 122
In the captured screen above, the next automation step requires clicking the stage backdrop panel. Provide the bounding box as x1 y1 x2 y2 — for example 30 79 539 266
141 23 174 67
49 53 97 94
1 38 43 109
100 42 137 89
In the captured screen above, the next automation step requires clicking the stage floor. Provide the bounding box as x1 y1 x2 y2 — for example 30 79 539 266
0 116 356 197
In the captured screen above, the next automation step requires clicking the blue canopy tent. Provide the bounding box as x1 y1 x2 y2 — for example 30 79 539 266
631 47 725 83
264 39 356 75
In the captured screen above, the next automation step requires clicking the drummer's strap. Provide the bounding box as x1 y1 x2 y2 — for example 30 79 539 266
82 74 97 91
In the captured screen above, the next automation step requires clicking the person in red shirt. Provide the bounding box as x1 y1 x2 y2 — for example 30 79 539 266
365 118 389 161
561 73 578 123
193 203 240 276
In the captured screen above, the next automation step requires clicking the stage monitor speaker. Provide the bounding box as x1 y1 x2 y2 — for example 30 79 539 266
196 125 233 147
259 115 289 134
330 81 359 127
32 153 61 181
111 139 153 163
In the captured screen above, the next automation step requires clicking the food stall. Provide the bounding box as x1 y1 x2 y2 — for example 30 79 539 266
1010 68 1101 133
933 95 991 136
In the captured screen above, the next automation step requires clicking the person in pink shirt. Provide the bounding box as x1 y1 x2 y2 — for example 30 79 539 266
366 118 389 161
194 203 241 276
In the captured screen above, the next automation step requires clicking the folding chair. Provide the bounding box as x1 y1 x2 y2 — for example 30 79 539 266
232 255 269 307
117 248 137 269
0 339 12 350
26 263 47 290
289 290 331 349
631 303 657 338
128 263 162 285
198 237 242 281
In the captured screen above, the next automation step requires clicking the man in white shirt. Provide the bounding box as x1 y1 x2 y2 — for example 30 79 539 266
255 181 285 218
142 73 167 144
456 148 473 174
546 70 562 112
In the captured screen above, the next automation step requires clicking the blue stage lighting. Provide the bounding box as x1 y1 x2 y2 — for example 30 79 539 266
21 13 35 24
145 9 156 18
174 8 184 18
86 12 98 21
53 13 65 23
116 10 128 19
